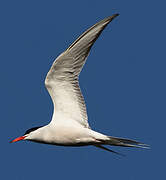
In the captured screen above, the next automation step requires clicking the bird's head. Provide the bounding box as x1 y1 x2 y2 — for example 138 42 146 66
10 126 42 143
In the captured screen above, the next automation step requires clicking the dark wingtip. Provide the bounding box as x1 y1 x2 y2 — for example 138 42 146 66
104 13 119 23
114 13 120 17
111 13 120 19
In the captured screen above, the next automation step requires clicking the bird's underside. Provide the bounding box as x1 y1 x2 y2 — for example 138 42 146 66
11 14 149 156
27 132 149 156
24 123 149 156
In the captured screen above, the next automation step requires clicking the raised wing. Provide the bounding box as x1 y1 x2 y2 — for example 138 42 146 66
45 14 119 128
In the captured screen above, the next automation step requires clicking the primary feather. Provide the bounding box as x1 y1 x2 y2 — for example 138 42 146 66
45 14 119 128
11 14 149 156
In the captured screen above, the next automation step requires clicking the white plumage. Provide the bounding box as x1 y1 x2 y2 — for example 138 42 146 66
11 14 149 155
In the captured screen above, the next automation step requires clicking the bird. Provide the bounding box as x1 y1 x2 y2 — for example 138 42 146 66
10 14 149 155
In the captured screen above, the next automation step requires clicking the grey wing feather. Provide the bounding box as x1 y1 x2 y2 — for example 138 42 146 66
45 14 119 127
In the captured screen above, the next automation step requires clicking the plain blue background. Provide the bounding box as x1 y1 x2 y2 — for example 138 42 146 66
0 0 165 179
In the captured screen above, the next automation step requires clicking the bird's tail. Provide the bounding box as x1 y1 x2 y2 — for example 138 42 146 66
94 136 149 156
106 136 149 148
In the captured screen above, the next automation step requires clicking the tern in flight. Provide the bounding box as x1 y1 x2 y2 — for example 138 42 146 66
11 14 149 155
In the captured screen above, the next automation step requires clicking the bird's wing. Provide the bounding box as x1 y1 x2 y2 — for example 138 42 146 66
45 14 119 128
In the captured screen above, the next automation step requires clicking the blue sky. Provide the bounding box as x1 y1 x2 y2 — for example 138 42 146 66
0 0 165 179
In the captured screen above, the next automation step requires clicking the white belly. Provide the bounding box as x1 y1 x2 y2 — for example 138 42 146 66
44 124 95 146
26 122 109 146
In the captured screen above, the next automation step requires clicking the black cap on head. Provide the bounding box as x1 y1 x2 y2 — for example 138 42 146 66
24 126 42 135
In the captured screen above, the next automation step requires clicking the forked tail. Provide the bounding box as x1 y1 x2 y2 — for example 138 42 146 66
94 136 149 156
107 136 149 148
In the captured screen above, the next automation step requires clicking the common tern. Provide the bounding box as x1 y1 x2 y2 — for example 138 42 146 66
10 14 149 155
